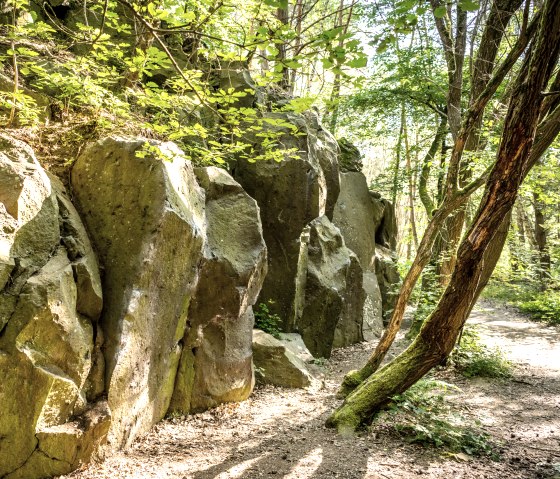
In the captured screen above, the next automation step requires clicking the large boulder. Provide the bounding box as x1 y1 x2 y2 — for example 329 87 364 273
170 167 267 413
375 245 401 323
371 193 398 251
233 111 339 330
362 272 384 339
333 171 385 338
0 134 108 479
333 171 383 271
71 137 206 448
295 216 365 358
252 330 314 388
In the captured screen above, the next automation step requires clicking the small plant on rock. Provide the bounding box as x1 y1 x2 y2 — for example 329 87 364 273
254 301 282 339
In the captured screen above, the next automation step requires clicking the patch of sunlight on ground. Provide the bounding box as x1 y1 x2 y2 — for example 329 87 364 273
284 447 323 479
214 455 268 479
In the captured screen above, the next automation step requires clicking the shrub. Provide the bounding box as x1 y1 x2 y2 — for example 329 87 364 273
518 289 560 325
254 301 282 339
387 378 496 457
452 327 512 379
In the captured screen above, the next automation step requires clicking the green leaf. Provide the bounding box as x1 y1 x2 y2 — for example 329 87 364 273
459 0 480 11
346 56 368 68
434 6 447 17
264 0 288 9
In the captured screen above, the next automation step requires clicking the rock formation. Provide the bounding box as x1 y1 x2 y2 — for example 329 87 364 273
0 133 109 479
252 330 315 388
170 166 267 413
0 112 400 478
233 110 339 330
295 216 365 358
71 136 207 449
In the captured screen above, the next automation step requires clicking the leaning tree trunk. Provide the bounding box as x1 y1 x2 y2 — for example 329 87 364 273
328 0 560 430
337 3 551 398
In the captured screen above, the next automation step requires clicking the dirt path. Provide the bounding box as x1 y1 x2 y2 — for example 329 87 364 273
63 302 560 479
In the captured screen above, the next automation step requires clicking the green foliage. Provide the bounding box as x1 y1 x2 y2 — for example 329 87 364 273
482 280 560 326
518 290 560 325
254 301 282 339
387 377 496 457
481 280 536 304
1 0 367 155
452 327 512 379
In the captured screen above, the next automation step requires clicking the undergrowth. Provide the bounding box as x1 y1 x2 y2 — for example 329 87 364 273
518 290 560 325
452 327 513 379
482 280 560 326
254 301 282 339
385 377 497 457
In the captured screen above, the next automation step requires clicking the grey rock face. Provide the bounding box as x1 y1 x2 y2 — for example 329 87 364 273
375 245 401 324
252 330 314 388
296 216 365 358
333 171 384 339
170 167 267 413
71 136 206 448
337 138 363 173
0 133 108 479
233 111 339 330
333 172 382 271
362 272 384 339
372 196 398 251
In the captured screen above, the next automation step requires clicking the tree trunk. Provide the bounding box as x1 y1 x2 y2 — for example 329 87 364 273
403 108 419 253
329 0 560 429
533 190 551 288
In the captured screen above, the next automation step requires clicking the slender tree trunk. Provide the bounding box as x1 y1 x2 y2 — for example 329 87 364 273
533 190 551 288
329 0 355 133
392 103 405 206
432 0 524 288
403 109 419 252
276 5 291 90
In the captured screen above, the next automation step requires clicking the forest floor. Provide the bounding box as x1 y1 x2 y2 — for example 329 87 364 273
63 301 560 479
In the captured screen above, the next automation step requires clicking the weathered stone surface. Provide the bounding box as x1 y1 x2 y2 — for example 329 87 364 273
4 402 111 479
0 134 106 479
362 272 384 340
333 251 366 350
337 138 363 173
71 136 206 448
0 133 59 283
233 111 339 329
375 245 401 323
296 216 364 358
373 196 398 251
49 173 103 321
333 172 383 271
332 171 385 338
170 167 266 413
252 330 314 388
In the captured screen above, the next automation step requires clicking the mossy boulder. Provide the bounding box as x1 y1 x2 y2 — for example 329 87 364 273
170 166 267 413
295 216 365 358
0 133 107 479
71 136 206 448
233 110 339 330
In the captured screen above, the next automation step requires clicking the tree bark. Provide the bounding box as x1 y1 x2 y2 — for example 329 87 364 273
533 190 551 288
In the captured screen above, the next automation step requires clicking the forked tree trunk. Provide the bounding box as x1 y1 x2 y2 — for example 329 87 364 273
328 0 560 430
337 0 553 398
